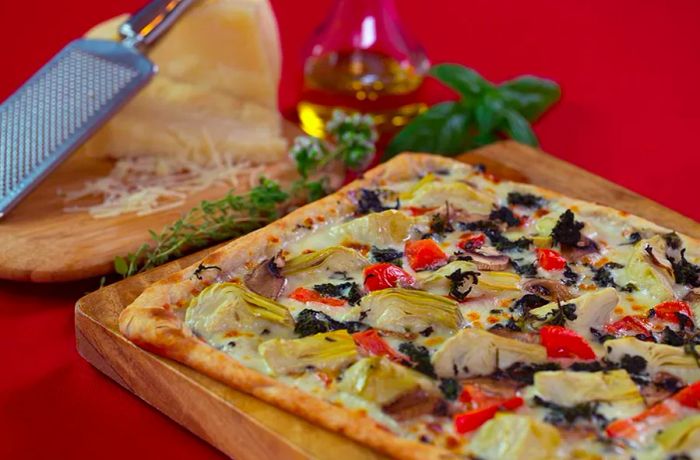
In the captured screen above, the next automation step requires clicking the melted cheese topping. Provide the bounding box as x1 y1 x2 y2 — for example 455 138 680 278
189 162 700 458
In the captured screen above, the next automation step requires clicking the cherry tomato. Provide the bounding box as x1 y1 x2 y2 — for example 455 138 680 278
363 263 415 291
604 315 652 337
536 248 567 271
289 287 346 307
653 300 694 324
352 329 408 362
540 325 596 360
458 233 486 251
672 381 700 409
405 239 448 271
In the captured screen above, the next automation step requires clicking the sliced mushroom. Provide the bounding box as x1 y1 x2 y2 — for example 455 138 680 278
522 279 573 302
382 389 443 421
461 248 510 271
244 255 287 300
643 236 674 280
560 236 598 261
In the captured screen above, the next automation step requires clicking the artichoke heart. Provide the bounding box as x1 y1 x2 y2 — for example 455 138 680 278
359 288 462 334
533 369 644 408
398 172 435 200
604 337 700 384
185 283 294 339
656 414 700 455
259 330 358 375
432 328 547 378
621 235 675 306
469 414 561 460
528 287 618 342
338 356 438 406
329 210 416 247
403 181 495 215
478 271 522 291
417 261 478 292
282 246 369 276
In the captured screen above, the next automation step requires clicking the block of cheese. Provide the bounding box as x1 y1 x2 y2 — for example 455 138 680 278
83 0 287 164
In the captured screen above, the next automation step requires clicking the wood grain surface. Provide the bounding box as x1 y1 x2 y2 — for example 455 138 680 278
75 141 699 460
0 124 303 283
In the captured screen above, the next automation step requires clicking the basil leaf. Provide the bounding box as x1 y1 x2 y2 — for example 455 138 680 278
499 76 561 121
429 64 491 99
502 109 538 146
384 101 470 159
475 91 505 134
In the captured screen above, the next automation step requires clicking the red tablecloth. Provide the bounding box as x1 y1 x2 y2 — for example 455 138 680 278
1 1 699 458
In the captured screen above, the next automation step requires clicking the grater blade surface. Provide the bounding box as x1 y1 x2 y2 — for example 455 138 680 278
0 39 154 218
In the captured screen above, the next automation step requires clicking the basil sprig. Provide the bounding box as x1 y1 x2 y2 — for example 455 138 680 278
385 64 560 159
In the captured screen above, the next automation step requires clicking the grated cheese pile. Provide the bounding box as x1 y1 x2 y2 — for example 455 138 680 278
61 148 265 219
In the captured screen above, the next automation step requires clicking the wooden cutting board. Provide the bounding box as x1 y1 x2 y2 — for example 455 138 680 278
75 141 700 460
0 123 303 283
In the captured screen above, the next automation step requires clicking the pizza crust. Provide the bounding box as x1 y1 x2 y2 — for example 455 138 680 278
119 153 699 459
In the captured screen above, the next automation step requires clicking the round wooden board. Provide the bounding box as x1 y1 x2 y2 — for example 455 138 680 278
0 123 304 283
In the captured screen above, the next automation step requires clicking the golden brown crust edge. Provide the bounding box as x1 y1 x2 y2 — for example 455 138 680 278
119 152 699 460
119 154 463 460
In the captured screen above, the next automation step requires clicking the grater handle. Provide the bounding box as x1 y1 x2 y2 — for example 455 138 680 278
119 0 195 50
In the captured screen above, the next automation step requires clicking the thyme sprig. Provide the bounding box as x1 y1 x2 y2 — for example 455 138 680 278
114 111 376 279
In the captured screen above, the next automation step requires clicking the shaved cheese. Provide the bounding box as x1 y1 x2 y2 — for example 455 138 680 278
61 154 266 218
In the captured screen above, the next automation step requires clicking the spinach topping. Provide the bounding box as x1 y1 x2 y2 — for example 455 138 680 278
489 206 521 227
670 249 700 287
369 246 403 266
664 232 683 250
661 327 685 347
438 378 460 400
511 294 548 317
313 282 363 306
569 361 605 372
429 209 454 236
495 362 561 385
294 309 366 337
398 342 436 377
507 191 544 209
355 189 399 215
489 318 522 332
459 220 532 252
619 354 648 374
192 263 222 280
511 259 538 277
551 209 584 247
562 264 579 286
622 231 642 246
446 268 479 301
590 262 637 292
533 396 606 428
589 327 615 344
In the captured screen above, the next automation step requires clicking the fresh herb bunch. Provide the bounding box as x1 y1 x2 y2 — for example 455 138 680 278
115 111 377 278
385 63 560 159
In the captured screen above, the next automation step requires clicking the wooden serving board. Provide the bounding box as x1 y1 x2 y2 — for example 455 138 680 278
75 141 700 460
0 123 303 283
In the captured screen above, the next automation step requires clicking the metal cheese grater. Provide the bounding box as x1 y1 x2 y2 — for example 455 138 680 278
0 0 194 218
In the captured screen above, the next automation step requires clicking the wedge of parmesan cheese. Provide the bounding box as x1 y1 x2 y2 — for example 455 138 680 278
82 0 287 164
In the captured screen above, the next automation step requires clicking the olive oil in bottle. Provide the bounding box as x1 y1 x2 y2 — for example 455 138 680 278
297 0 429 138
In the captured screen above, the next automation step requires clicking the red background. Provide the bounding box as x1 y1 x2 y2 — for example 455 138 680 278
1 0 698 458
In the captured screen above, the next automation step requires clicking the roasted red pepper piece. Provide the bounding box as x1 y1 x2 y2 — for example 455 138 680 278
672 381 700 409
352 329 408 362
363 263 415 291
605 382 700 439
540 325 596 360
458 233 486 251
289 287 346 307
653 300 694 324
405 239 448 271
536 248 567 271
604 315 652 336
453 396 524 434
405 206 436 216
